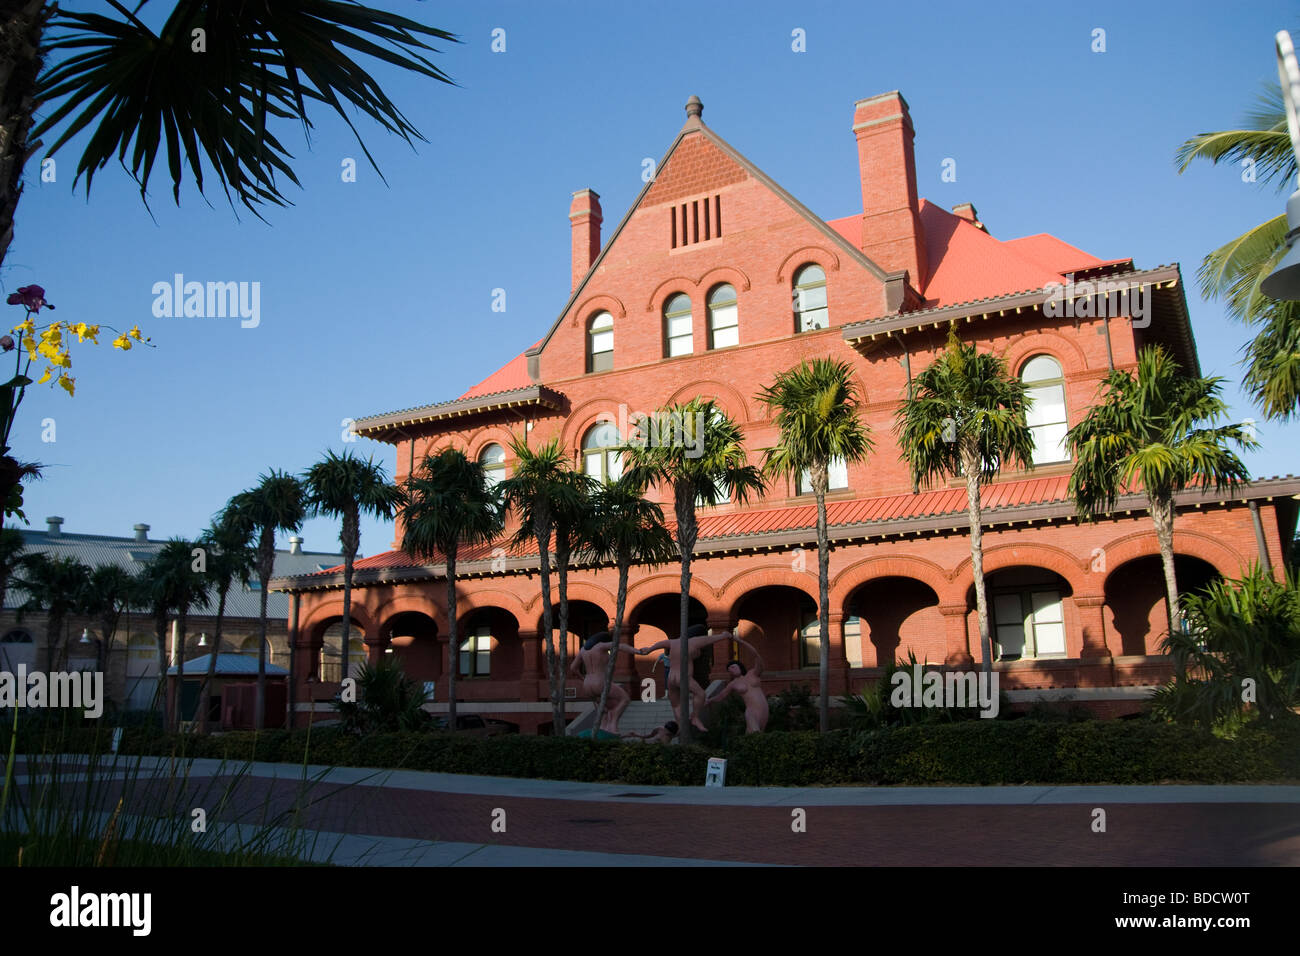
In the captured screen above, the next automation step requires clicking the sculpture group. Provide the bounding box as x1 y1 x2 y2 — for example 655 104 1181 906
571 624 769 740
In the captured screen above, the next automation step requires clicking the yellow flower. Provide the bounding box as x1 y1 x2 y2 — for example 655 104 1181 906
13 318 35 334
112 334 132 351
52 350 71 368
37 340 60 361
36 367 51 385
71 322 97 343
128 325 143 341
84 324 100 343
57 373 75 396
22 335 37 360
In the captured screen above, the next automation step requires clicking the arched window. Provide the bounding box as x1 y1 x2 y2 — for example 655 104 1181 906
707 284 739 349
582 422 623 484
240 635 275 663
1021 355 1069 464
793 264 828 332
587 311 613 373
480 443 506 488
663 293 693 357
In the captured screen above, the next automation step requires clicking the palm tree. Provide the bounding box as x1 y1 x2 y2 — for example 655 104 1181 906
400 448 501 731
498 436 584 733
1067 346 1256 634
550 467 597 725
2 1 457 268
195 504 256 732
79 563 137 674
581 474 675 735
229 469 304 730
14 552 88 671
757 357 875 731
303 450 404 689
623 398 766 743
141 538 210 729
1176 85 1300 420
0 525 26 614
895 323 1035 675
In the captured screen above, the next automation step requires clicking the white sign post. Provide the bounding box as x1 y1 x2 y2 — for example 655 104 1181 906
705 757 727 788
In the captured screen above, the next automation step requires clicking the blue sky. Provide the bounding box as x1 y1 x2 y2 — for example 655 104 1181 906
5 0 1298 558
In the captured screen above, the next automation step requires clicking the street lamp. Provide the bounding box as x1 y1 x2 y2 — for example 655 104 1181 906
1262 30 1300 299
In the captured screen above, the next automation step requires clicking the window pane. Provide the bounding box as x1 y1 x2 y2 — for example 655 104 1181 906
995 624 1025 660
797 469 811 494
607 451 623 482
711 324 739 349
1031 422 1070 464
1034 622 1067 657
828 456 848 489
1022 355 1062 382
1030 591 1063 624
591 330 613 353
710 303 738 329
590 311 613 331
993 594 1022 627
584 452 602 479
668 314 692 338
799 306 828 332
708 284 736 306
668 333 692 357
584 422 621 449
1025 384 1066 427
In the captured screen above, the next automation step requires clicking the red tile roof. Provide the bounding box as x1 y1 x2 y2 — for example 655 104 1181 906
827 203 1106 309
311 474 1075 576
458 350 533 399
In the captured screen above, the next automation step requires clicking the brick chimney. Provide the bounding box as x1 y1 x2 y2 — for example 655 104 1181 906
853 91 927 289
569 189 602 292
951 202 987 233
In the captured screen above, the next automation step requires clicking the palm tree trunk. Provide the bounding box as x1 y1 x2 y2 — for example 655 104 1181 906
255 534 273 730
1150 493 1180 635
154 613 168 723
813 465 831 732
445 548 458 730
175 608 187 733
535 515 562 732
200 586 227 733
0 0 48 271
964 450 992 674
45 608 60 671
555 536 571 736
340 508 359 688
595 556 630 737
675 482 697 743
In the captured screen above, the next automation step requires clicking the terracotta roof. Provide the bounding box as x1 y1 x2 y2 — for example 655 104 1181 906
305 475 1075 577
458 342 541 399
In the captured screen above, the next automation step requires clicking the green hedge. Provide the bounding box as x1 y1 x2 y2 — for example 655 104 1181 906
9 717 1299 787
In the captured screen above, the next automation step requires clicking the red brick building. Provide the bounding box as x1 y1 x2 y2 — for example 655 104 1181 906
274 92 1299 731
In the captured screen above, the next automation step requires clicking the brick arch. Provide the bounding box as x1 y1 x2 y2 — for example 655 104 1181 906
299 601 375 642
1098 528 1247 584
721 565 821 621
374 593 446 636
776 246 841 285
664 379 752 423
560 399 638 456
523 579 616 617
571 292 627 325
468 426 521 467
626 573 720 618
946 543 1089 604
646 277 699 314
697 265 751 295
1002 332 1088 378
452 588 529 627
831 555 949 609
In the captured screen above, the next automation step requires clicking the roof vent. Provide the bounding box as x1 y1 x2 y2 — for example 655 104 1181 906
133 523 150 542
289 536 303 554
45 516 63 536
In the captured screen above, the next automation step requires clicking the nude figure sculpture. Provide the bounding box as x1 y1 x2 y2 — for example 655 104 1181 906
637 623 734 733
705 636 768 733
569 631 641 733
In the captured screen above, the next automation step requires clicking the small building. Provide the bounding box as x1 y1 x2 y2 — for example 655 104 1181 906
166 653 290 730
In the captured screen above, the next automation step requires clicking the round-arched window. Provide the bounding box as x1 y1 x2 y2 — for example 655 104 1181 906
480 443 506 487
793 264 828 332
663 294 693 357
582 422 623 483
708 284 739 349
587 312 613 373
1022 355 1069 464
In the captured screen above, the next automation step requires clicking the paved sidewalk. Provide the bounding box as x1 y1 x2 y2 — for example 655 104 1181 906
11 755 1300 866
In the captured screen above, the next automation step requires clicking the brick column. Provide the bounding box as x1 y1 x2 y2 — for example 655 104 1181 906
1073 594 1111 658
612 622 640 690
826 611 849 693
364 628 388 667
518 628 543 700
939 603 975 668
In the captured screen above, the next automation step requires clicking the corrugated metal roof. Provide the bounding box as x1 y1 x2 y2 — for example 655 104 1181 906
7 529 343 620
167 653 289 676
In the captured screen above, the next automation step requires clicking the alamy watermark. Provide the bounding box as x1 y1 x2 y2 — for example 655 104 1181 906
594 403 707 459
1043 278 1151 328
890 663 999 718
151 274 260 328
0 664 103 718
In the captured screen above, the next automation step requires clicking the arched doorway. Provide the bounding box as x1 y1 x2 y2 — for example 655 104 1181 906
629 592 707 692
843 577 942 667
387 611 440 683
973 566 1074 662
1104 554 1221 655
